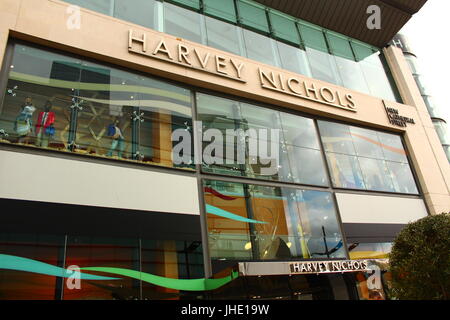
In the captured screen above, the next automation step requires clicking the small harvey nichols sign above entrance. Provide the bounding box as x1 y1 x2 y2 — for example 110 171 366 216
128 29 358 113
289 260 370 275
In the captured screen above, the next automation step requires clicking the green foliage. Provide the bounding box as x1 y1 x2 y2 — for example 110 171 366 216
389 213 450 300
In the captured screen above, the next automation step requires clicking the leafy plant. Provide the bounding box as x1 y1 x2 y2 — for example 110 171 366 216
389 212 450 300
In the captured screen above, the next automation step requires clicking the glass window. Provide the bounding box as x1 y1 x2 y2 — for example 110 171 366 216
0 233 65 300
197 93 246 177
286 189 346 259
318 121 356 155
269 11 300 45
237 0 270 33
164 2 205 44
242 29 279 67
136 76 193 167
298 23 328 52
279 112 328 186
203 180 346 261
203 0 237 23
349 126 384 159
325 153 366 189
358 157 395 192
64 0 114 15
286 145 329 186
114 0 157 29
63 236 140 300
377 132 408 163
334 56 370 94
351 41 375 62
276 41 311 77
141 239 204 300
204 180 252 260
74 62 134 160
306 48 342 86
240 103 291 182
205 16 244 56
326 33 354 60
0 45 79 150
387 161 419 194
358 53 397 101
0 44 193 170
167 0 200 10
319 120 418 193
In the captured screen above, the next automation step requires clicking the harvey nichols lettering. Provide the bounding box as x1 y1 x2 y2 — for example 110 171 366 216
290 260 370 274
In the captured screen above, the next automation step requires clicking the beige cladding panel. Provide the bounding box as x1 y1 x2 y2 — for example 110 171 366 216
335 193 428 224
0 150 200 215
0 0 448 214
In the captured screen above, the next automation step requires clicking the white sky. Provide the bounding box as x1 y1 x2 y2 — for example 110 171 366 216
400 0 450 123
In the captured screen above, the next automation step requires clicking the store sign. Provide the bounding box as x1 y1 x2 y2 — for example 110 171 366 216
384 104 415 127
128 29 358 112
258 68 357 112
128 30 246 83
289 260 370 275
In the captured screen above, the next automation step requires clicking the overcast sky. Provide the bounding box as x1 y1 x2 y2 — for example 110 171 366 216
400 1 450 123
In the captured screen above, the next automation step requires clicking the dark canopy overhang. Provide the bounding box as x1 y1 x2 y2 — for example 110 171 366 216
254 0 427 48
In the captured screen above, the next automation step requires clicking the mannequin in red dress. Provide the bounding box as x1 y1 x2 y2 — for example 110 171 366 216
35 100 55 148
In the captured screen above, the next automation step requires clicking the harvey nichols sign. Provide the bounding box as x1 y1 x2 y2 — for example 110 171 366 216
290 260 370 275
128 30 358 113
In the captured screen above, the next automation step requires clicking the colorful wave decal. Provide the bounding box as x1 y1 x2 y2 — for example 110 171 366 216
205 204 268 224
0 254 239 291
81 267 239 291
0 254 118 280
204 187 238 201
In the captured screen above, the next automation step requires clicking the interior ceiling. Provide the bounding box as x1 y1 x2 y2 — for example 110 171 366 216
254 0 428 48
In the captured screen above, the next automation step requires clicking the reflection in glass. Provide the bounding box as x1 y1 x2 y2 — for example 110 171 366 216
0 233 65 300
334 56 370 94
286 146 328 186
359 53 397 102
0 45 78 150
141 239 204 300
350 126 384 159
205 17 244 56
64 0 113 15
164 2 205 44
358 157 394 192
242 29 280 67
0 44 193 170
306 48 342 86
326 153 366 189
386 161 419 194
276 41 311 77
318 121 356 155
204 180 346 261
114 0 157 29
377 132 408 163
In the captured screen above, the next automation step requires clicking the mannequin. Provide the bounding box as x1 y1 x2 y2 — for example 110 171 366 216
35 100 56 148
14 97 36 144
107 118 125 158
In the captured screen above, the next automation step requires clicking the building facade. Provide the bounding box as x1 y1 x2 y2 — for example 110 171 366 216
391 33 450 162
0 0 448 300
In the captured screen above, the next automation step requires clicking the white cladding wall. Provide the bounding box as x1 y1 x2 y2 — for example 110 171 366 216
336 193 428 224
0 150 200 215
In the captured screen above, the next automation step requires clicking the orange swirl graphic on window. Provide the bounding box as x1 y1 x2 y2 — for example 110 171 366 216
348 132 406 155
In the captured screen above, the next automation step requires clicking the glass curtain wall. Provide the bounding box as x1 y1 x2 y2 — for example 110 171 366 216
203 179 347 261
62 0 401 102
318 120 419 194
196 93 329 187
0 44 193 169
0 233 204 300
